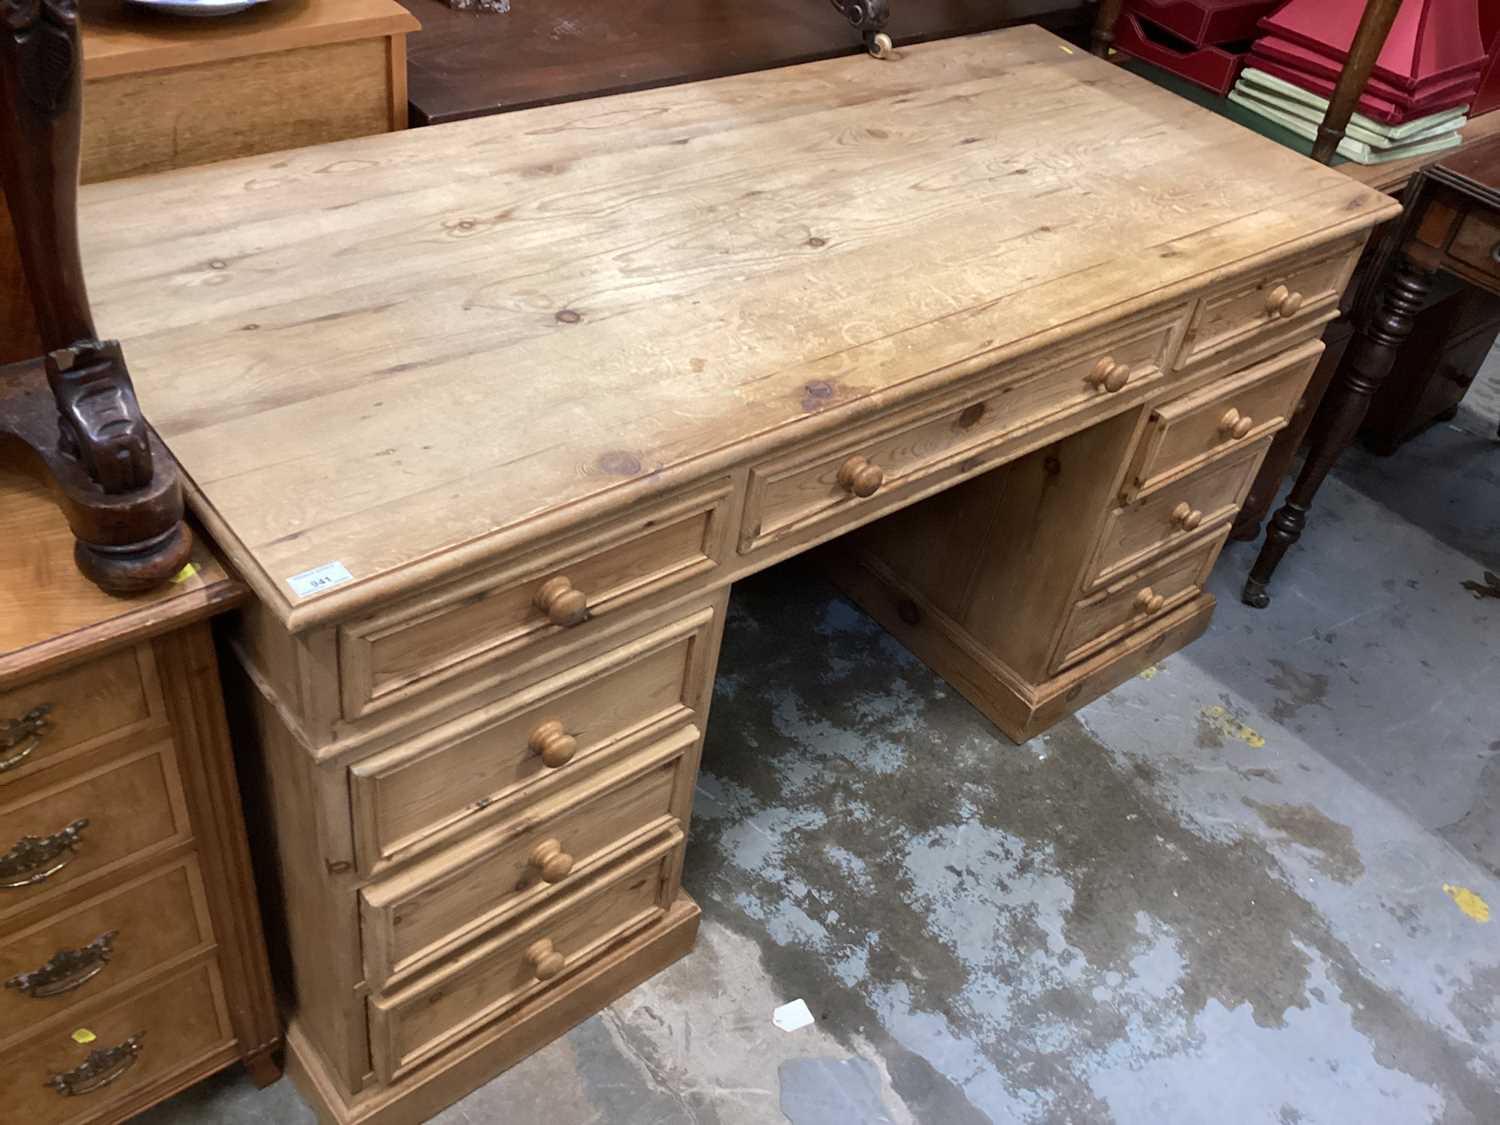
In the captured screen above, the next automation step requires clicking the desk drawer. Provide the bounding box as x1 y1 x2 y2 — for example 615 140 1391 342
1126 341 1321 499
2 959 230 1125
1179 242 1358 368
1058 533 1226 673
1447 210 1500 285
0 859 210 1032
0 647 161 788
368 829 680 1083
1088 441 1265 589
349 606 719 874
0 745 188 920
739 307 1188 553
339 480 732 719
360 727 693 988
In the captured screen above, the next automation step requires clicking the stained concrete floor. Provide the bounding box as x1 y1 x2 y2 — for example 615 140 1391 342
142 351 1500 1125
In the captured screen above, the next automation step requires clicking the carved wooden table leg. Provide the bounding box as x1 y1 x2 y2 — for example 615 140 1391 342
1242 255 1433 608
0 0 191 594
1091 0 1125 58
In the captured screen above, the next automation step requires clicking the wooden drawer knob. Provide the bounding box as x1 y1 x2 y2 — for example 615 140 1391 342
528 720 577 769
1218 408 1254 440
837 456 884 498
1134 588 1166 615
524 938 566 982
1170 501 1204 531
1087 357 1131 393
534 576 588 627
1266 284 1304 319
529 839 575 883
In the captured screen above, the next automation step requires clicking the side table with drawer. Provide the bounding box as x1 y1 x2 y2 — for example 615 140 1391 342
0 470 280 1123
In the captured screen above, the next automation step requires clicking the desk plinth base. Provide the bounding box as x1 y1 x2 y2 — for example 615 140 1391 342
286 895 702 1125
823 549 1215 744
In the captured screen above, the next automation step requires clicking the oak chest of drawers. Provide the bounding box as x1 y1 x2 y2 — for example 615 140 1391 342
73 26 1398 1124
0 472 279 1122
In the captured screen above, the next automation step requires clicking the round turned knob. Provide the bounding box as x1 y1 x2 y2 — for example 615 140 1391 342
528 719 577 769
524 938 566 982
529 839 574 883
1218 408 1254 440
837 456 884 498
1170 501 1204 531
1266 284 1304 320
1134 587 1166 615
1087 357 1132 394
534 576 588 627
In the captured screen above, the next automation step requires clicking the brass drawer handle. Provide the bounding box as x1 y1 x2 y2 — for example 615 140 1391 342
1170 502 1204 531
1266 284 1304 319
1217 408 1254 441
524 938 566 982
46 1032 143 1097
0 819 89 889
6 930 116 998
1087 357 1131 393
529 839 575 884
534 576 589 628
528 720 577 769
1 704 52 773
1134 587 1166 616
836 455 884 498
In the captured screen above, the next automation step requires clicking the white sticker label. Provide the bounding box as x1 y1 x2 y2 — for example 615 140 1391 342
287 561 354 598
773 998 815 1033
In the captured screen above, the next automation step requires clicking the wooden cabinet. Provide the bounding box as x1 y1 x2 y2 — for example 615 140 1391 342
71 27 1397 1125
0 472 280 1121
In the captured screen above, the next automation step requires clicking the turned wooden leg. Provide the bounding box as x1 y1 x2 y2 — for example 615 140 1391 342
1091 0 1125 58
1310 0 1402 164
1242 255 1433 608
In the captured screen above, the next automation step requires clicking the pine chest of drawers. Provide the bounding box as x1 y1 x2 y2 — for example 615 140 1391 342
74 25 1398 1124
0 473 280 1123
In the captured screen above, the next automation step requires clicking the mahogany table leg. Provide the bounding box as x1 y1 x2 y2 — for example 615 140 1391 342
1309 0 1402 165
1091 0 1125 58
1242 254 1434 608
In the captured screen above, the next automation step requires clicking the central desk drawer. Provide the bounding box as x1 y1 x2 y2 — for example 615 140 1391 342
360 729 692 989
0 859 211 1031
339 480 732 719
0 745 189 922
368 829 680 1083
348 606 718 874
0 646 161 789
1087 440 1267 588
738 308 1188 553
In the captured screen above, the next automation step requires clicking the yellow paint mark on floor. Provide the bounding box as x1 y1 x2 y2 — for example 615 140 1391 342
1201 705 1267 749
1442 884 1491 922
1139 664 1160 681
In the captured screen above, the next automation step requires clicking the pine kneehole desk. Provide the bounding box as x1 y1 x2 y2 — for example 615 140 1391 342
78 27 1398 1125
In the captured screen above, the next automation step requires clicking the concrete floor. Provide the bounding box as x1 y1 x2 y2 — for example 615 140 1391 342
143 351 1500 1125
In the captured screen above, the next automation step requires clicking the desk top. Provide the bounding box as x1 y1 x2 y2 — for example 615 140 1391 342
81 0 418 81
77 26 1397 630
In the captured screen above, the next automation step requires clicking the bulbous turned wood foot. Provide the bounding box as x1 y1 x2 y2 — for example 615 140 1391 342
1241 577 1271 609
75 521 193 596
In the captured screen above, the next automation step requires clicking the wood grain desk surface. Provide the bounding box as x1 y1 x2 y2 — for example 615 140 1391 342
81 0 418 80
76 26 1397 631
